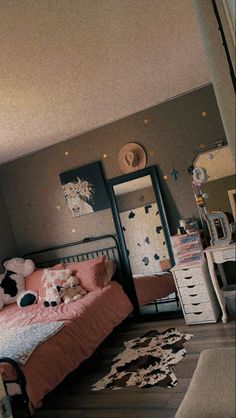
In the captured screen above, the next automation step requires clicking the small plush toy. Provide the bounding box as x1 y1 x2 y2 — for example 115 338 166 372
43 284 62 307
0 257 37 309
60 276 87 304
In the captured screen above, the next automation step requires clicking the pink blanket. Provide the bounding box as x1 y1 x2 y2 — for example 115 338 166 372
0 282 133 412
133 272 176 306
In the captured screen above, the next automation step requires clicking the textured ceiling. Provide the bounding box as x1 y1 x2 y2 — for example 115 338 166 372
0 0 210 165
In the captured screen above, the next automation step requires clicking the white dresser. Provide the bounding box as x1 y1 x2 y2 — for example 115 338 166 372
171 260 220 325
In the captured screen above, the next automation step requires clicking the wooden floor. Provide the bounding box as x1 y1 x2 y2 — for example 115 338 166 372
14 315 236 418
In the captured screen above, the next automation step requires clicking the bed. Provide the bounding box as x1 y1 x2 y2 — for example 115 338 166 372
133 272 177 307
0 234 176 416
0 235 133 415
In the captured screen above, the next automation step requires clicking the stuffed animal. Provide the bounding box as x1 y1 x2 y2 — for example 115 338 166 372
60 276 87 304
43 284 62 307
0 257 37 309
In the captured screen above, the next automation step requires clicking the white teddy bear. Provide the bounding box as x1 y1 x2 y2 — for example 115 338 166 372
60 276 87 304
0 257 37 309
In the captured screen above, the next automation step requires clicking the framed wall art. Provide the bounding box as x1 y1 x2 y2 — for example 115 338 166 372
60 161 110 217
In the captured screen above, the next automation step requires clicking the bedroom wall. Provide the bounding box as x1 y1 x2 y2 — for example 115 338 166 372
0 84 226 254
0 184 18 270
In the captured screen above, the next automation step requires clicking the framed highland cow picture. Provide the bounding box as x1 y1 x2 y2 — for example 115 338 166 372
60 161 110 218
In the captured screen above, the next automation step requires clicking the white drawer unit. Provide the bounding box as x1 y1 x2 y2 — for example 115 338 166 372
181 292 210 305
174 266 204 279
176 275 205 287
184 311 216 323
171 260 220 325
180 284 207 296
184 302 212 314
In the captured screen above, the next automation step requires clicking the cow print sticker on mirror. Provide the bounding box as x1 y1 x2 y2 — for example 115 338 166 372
120 203 170 274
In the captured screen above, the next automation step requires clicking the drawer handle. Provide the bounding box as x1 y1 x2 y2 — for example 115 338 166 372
184 276 193 280
193 312 203 315
192 303 200 306
189 294 197 297
187 285 195 288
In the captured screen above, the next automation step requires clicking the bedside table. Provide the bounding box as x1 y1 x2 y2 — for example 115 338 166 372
171 260 220 325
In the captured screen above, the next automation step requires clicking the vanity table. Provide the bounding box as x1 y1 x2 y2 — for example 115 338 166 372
204 242 236 323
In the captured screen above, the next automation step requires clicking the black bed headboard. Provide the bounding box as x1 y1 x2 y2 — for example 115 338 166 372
24 234 125 286
24 234 139 314
24 235 119 265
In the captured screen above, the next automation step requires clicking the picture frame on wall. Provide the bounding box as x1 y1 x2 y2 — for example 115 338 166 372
59 161 110 218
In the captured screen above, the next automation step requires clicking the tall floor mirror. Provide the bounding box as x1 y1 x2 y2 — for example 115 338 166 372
107 166 176 317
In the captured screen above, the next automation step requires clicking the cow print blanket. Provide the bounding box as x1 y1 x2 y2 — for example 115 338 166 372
92 328 193 390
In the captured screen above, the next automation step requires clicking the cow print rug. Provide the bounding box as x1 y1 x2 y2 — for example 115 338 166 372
92 328 193 391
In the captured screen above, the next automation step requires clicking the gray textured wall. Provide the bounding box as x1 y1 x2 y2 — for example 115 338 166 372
0 185 18 270
0 85 226 255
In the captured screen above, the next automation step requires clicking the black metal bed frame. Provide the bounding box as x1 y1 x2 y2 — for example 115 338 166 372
24 235 120 267
24 234 138 309
0 357 29 416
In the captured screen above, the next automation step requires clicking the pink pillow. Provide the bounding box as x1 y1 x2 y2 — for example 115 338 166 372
25 263 65 296
102 260 117 286
65 256 106 291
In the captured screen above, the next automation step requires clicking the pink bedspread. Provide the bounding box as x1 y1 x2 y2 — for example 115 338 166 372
0 282 133 412
133 272 176 306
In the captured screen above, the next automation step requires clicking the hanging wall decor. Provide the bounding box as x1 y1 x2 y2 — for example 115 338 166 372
59 161 110 218
171 168 179 180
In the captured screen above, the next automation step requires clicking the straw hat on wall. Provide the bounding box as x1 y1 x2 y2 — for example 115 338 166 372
118 143 147 173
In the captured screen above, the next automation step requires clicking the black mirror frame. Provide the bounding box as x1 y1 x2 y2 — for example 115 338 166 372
107 165 174 316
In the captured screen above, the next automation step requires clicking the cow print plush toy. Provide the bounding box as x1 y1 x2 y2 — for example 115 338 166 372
0 257 37 309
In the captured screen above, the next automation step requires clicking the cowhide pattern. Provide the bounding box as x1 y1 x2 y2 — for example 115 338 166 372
92 328 193 391
119 202 170 274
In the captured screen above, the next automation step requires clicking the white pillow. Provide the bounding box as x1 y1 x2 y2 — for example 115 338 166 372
102 260 117 286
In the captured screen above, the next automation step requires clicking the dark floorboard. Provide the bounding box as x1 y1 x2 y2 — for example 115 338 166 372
12 315 236 418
